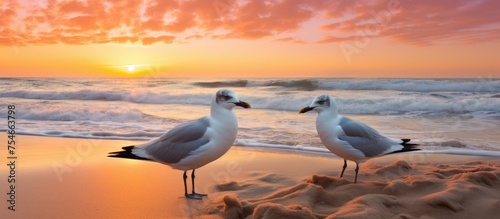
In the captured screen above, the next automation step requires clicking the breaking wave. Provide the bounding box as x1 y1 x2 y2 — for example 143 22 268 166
1 89 499 115
189 78 500 92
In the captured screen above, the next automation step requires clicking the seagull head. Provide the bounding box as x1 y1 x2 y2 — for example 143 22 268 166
299 94 338 114
214 89 251 110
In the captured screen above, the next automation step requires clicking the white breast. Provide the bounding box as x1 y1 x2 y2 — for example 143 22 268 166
316 114 366 163
173 111 237 170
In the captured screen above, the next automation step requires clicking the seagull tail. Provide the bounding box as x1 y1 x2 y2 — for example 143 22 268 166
108 146 152 161
387 139 420 154
401 138 419 146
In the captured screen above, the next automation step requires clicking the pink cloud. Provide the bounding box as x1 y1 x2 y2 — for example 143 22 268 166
318 0 500 45
273 37 306 44
1 0 499 46
142 35 175 45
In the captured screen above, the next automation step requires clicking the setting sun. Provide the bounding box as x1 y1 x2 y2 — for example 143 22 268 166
127 65 135 73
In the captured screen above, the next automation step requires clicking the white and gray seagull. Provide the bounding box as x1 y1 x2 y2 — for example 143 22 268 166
299 95 419 183
109 89 251 199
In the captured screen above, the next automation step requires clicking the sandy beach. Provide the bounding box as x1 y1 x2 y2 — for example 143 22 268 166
0 135 499 219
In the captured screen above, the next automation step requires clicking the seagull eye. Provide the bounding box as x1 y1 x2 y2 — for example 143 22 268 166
318 100 325 105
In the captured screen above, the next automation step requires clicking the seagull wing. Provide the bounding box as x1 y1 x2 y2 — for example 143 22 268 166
142 117 211 164
337 117 395 157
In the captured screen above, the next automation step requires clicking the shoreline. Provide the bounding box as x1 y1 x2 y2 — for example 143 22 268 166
0 135 499 218
8 134 500 158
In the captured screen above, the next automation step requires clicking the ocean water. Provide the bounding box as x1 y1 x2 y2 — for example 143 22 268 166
0 78 499 152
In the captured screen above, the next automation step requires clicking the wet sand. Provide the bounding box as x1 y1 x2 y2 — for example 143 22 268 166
0 135 499 218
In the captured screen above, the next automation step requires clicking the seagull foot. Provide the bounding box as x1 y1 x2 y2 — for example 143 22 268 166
185 193 205 200
192 192 208 197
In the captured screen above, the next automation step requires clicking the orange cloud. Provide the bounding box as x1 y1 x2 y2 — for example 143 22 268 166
142 35 175 45
1 0 499 46
273 37 306 44
318 0 500 45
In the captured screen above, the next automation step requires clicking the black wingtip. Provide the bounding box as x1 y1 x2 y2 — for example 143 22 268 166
121 145 136 151
387 139 421 154
388 148 421 154
400 138 419 146
108 145 152 161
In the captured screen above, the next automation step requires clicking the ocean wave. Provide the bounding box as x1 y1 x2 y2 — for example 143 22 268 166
18 107 149 122
190 79 500 92
192 80 248 88
14 130 161 141
1 89 499 115
309 78 498 92
191 79 321 90
235 140 500 156
245 94 500 115
261 79 319 91
316 79 500 92
0 89 213 105
336 96 500 115
234 140 330 152
417 149 500 157
0 90 127 101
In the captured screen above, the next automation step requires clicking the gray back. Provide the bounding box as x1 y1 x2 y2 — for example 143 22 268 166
145 117 210 164
338 117 393 157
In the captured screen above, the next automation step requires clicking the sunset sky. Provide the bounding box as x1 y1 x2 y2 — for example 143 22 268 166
1 0 499 78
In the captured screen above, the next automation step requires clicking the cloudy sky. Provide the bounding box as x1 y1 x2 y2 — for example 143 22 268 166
1 0 499 78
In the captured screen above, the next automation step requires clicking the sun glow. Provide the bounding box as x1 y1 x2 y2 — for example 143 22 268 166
127 65 135 73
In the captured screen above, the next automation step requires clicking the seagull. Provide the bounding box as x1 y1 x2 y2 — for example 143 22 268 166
108 89 251 199
299 95 419 183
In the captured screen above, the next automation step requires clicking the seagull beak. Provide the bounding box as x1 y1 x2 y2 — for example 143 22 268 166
234 101 251 108
299 106 315 113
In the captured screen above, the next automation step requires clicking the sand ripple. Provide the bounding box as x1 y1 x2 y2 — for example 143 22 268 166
206 160 500 219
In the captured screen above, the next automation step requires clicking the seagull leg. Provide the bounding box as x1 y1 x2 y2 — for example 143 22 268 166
184 171 202 199
191 169 208 197
354 163 359 184
340 159 347 178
